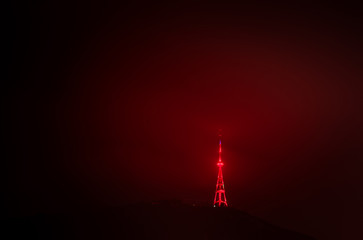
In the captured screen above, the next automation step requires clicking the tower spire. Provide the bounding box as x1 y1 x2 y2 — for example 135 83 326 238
214 130 228 207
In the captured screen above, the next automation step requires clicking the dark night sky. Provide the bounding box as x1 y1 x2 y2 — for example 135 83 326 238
6 1 363 240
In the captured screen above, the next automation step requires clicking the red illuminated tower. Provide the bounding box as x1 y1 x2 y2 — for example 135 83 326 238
213 132 228 207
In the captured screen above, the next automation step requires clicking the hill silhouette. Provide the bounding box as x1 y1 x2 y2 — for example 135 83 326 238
7 201 315 239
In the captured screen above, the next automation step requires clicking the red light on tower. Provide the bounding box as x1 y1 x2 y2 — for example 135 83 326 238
213 131 228 207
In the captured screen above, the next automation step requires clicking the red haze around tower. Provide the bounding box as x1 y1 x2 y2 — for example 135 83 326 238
6 2 363 240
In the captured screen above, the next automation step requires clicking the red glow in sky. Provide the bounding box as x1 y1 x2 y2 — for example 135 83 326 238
6 2 363 240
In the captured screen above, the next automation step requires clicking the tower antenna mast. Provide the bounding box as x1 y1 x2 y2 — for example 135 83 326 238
213 130 228 207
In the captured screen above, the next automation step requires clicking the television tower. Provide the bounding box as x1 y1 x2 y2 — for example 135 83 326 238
213 131 228 207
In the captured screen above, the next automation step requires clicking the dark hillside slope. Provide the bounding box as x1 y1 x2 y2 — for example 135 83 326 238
7 202 315 240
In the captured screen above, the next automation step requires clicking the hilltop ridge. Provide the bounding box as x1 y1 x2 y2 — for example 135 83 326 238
7 201 316 239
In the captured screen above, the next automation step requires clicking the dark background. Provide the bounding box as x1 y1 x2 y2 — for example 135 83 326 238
6 1 363 239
